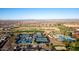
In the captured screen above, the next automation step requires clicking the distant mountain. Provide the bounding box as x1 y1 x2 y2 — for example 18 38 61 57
0 19 79 23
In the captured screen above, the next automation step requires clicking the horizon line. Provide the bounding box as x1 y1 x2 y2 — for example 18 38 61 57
0 19 79 20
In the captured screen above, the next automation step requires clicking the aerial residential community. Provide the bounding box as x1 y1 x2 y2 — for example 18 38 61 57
1 1 79 59
0 20 79 51
0 8 79 51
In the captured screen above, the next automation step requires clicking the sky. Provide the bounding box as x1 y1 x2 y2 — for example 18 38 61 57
0 8 79 20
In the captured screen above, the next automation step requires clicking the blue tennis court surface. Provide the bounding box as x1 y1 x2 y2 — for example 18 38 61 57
16 34 32 44
58 34 75 42
35 32 49 43
16 32 49 44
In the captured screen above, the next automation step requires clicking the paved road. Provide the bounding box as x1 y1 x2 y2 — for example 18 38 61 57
48 35 65 46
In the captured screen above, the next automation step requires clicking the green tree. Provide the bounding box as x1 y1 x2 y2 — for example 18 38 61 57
68 32 72 37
